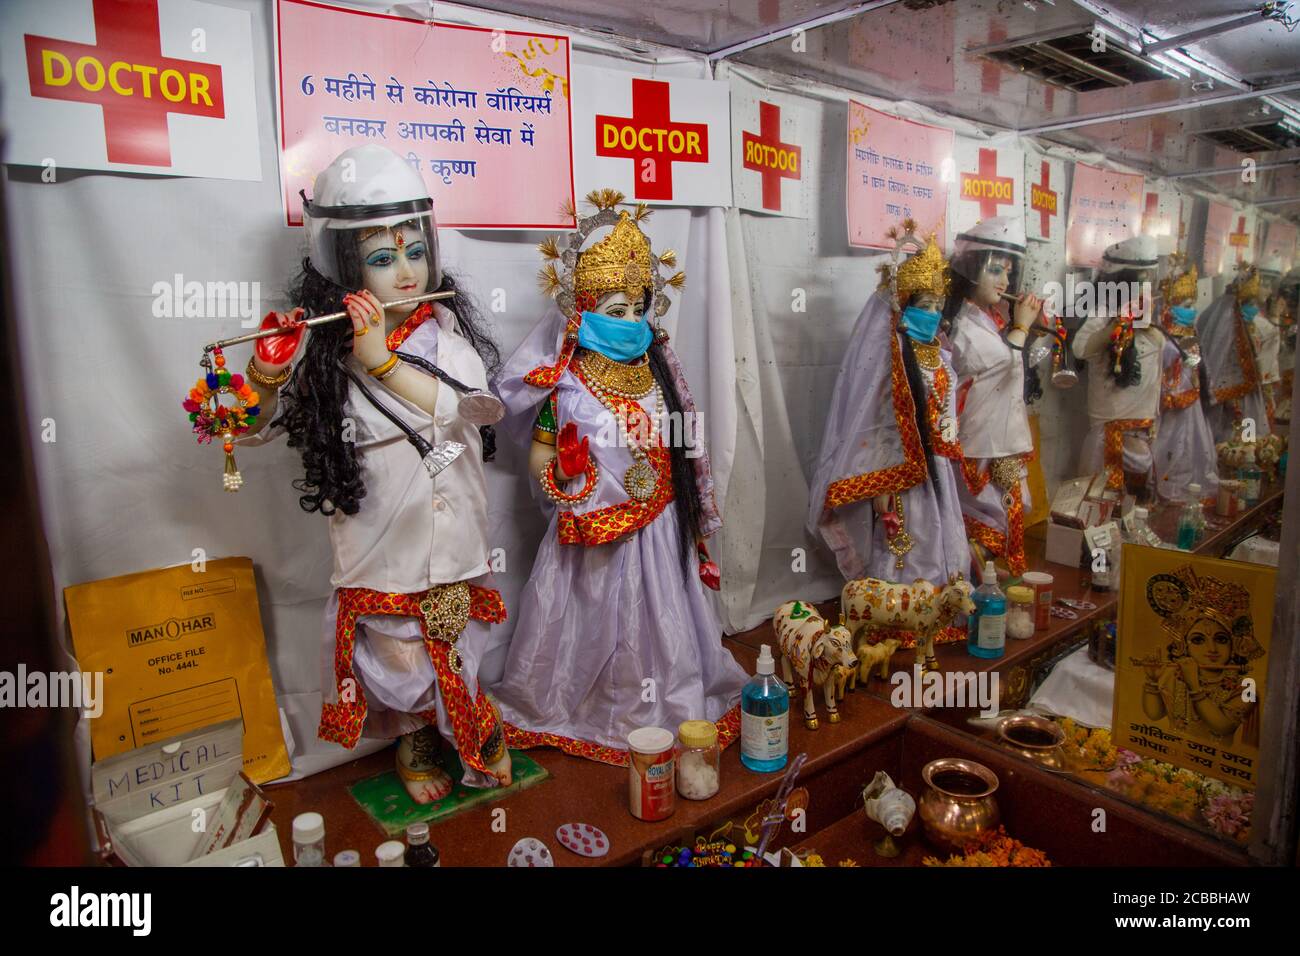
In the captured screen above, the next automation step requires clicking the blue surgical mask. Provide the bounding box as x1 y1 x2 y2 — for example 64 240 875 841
1171 305 1197 327
1240 304 1260 322
577 310 652 362
901 305 941 343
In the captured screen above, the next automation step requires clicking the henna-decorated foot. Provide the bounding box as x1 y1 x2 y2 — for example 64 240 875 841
396 727 453 804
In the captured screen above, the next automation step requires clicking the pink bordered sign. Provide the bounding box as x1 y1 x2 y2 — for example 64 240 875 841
1064 161 1144 269
846 100 953 250
274 0 575 229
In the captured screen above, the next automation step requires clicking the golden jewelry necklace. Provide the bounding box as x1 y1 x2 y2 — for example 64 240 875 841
580 357 664 502
911 340 942 370
577 349 654 398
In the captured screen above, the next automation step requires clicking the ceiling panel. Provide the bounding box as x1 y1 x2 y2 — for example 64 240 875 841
445 0 853 53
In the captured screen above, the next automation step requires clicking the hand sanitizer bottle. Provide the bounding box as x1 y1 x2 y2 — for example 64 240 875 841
967 561 1006 660
740 644 789 773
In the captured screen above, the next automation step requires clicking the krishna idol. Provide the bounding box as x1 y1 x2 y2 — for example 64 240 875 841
942 216 1046 575
489 190 747 764
807 221 970 610
208 145 513 801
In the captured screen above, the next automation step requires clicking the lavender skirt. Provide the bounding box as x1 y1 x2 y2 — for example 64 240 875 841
489 504 747 754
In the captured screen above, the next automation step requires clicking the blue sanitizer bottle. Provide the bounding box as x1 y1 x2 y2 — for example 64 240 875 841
967 560 1006 660
740 644 789 773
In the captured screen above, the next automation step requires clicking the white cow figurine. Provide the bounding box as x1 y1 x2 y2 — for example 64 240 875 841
847 637 902 691
774 600 859 730
841 574 975 672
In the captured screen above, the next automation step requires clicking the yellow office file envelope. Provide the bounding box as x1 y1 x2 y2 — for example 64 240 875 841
65 557 290 784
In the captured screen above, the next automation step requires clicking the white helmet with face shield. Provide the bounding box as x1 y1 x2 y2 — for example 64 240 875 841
301 144 441 291
951 216 1028 297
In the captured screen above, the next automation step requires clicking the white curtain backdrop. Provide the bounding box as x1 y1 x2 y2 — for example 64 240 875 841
6 1 1226 783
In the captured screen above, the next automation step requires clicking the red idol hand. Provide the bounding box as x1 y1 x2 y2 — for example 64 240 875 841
557 422 590 479
254 308 306 370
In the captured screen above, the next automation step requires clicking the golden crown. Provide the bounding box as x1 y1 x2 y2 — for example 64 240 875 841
537 189 683 318
1160 253 1198 305
1152 565 1263 662
1234 262 1261 305
876 220 951 308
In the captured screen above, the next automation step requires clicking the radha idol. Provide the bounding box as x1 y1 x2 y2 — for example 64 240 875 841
1152 254 1219 502
807 222 969 621
490 191 747 763
1198 261 1272 443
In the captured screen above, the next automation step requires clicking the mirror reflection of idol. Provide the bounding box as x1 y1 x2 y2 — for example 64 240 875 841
1141 568 1264 747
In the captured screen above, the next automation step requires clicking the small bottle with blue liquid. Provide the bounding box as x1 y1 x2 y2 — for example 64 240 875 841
740 644 789 773
967 560 1006 660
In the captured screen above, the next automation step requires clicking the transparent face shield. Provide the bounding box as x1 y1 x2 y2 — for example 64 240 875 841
301 191 442 291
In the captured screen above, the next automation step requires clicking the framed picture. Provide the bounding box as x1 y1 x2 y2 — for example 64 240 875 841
1113 545 1274 789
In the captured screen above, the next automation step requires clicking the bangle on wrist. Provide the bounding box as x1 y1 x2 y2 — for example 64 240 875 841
539 455 599 506
368 354 400 379
246 357 292 390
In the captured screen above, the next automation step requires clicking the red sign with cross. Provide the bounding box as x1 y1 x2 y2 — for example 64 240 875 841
1228 215 1251 262
594 78 709 201
959 147 1015 218
22 0 225 168
1029 160 1058 237
741 101 801 212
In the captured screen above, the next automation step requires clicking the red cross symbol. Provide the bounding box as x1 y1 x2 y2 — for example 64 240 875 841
22 0 225 168
1029 160 1058 237
1228 215 1251 261
595 78 709 201
741 101 801 212
1141 191 1160 235
959 147 1015 219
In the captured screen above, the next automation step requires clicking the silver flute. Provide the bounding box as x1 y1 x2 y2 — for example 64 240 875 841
201 290 456 353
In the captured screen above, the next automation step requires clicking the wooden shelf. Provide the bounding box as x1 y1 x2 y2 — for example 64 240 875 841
261 486 1281 866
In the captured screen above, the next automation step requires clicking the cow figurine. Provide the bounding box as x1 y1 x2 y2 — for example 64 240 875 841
846 637 901 691
773 600 858 730
841 574 975 672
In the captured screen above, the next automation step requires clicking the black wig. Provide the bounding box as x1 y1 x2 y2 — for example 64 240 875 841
898 293 942 500
272 226 501 516
635 289 706 581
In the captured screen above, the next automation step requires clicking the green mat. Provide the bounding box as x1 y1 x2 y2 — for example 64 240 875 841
349 749 548 836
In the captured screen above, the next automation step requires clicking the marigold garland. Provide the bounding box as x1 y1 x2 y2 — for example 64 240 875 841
922 826 1052 867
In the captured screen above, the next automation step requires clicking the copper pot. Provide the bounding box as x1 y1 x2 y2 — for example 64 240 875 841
995 714 1067 771
918 758 1000 854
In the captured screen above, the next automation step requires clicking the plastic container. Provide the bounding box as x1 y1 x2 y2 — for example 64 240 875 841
292 812 325 867
967 561 1006 659
1177 484 1206 550
740 644 789 773
1217 480 1241 518
1005 586 1035 640
1238 450 1261 506
375 841 406 867
404 822 440 867
1020 571 1054 630
333 850 361 867
676 720 721 800
627 727 676 821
